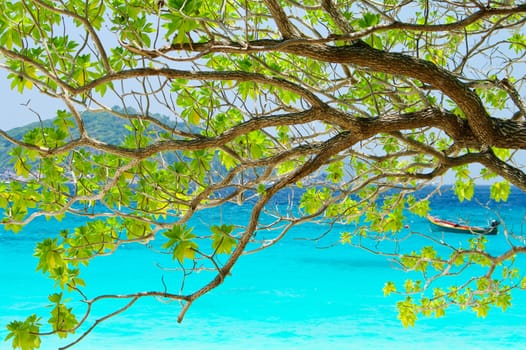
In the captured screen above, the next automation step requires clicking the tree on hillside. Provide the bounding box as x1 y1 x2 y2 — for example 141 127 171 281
1 0 526 348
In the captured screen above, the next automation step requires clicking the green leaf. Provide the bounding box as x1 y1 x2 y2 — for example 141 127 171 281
383 281 397 296
473 302 491 318
299 187 330 215
162 225 198 263
452 252 466 266
211 224 237 254
5 315 41 350
34 238 65 274
383 209 404 232
357 12 380 28
454 179 474 202
495 292 512 312
509 32 526 53
47 293 78 338
257 183 267 195
340 231 352 243
408 198 430 217
326 161 344 183
218 150 238 170
490 181 510 202
397 297 417 327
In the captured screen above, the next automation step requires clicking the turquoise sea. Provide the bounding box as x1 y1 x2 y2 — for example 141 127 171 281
1 186 526 350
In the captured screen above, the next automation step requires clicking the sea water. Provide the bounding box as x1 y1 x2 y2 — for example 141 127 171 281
1 186 526 350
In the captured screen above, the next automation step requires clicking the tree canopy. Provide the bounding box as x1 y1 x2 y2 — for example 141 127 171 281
1 0 526 348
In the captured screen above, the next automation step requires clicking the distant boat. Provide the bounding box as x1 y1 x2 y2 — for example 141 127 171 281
427 215 499 235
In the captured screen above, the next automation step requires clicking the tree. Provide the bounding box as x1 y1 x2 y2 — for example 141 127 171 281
1 0 526 348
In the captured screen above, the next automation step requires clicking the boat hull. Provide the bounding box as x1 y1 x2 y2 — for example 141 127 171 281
427 215 498 235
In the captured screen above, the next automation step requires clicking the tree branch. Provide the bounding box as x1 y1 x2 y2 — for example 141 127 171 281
263 0 299 38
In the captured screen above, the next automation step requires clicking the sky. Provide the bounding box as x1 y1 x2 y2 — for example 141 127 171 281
0 72 62 130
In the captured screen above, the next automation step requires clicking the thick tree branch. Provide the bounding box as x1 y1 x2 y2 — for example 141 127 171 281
263 0 299 38
479 148 526 192
133 4 526 56
36 108 324 158
283 42 495 145
73 67 324 107
131 40 504 146
321 0 355 34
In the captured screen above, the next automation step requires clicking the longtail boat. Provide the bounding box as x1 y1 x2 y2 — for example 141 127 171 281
427 215 499 235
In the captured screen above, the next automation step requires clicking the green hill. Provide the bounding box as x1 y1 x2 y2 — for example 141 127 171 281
0 108 172 170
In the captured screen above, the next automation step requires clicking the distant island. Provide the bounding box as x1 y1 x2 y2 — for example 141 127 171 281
0 108 173 172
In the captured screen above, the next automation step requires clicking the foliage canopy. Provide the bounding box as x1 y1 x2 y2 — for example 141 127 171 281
1 0 526 348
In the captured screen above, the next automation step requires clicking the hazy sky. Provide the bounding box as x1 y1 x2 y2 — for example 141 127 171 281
1 72 62 130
